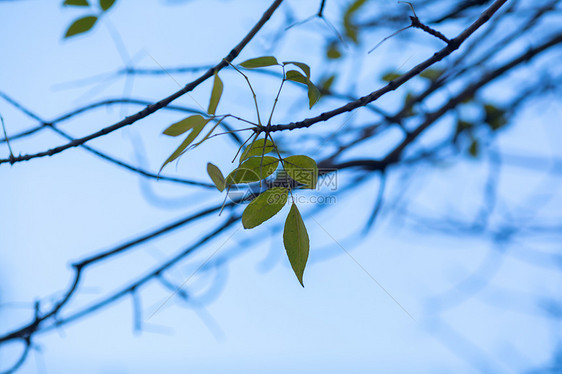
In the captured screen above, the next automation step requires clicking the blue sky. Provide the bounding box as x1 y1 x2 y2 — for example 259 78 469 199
1 0 561 373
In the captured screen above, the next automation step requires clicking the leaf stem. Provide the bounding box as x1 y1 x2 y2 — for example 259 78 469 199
267 65 286 126
225 59 263 126
232 132 257 163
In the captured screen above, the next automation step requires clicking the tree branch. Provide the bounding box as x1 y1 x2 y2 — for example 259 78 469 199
0 0 284 165
264 0 508 133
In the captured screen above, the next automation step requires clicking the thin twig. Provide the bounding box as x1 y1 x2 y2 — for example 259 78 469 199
0 0 284 165
0 114 15 162
265 0 510 133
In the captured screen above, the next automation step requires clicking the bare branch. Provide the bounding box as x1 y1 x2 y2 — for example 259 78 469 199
0 0 284 165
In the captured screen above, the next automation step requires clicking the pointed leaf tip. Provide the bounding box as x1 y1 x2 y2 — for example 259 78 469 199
99 0 115 11
160 116 209 172
307 82 320 109
64 15 98 38
208 72 223 115
239 56 279 69
283 203 309 286
286 70 319 109
63 0 89 6
207 163 226 192
163 115 207 137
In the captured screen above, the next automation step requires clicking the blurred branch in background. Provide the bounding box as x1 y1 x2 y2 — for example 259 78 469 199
1 0 561 372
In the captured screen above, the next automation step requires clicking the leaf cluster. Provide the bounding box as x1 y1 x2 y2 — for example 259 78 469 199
157 56 324 285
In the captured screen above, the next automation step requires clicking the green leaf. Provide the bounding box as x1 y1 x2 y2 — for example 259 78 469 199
344 23 358 44
284 61 311 79
345 0 368 18
239 56 278 69
160 135 196 172
326 44 342 59
343 0 367 43
163 115 207 137
382 72 401 82
63 0 89 6
208 72 223 115
240 138 275 162
283 155 318 189
283 202 309 287
207 162 226 192
286 70 320 109
160 117 208 172
307 82 321 109
242 187 288 229
99 0 115 11
226 156 279 184
286 70 307 85
419 68 443 81
64 15 97 38
190 117 224 149
319 75 336 95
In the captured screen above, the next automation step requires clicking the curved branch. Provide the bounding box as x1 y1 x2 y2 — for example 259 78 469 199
0 94 215 187
0 0 284 165
265 0 508 133
0 201 236 344
32 216 238 338
0 338 30 374
384 32 562 164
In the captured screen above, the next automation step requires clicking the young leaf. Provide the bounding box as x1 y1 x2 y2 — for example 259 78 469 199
343 0 367 43
239 56 278 69
284 61 311 79
207 163 226 192
190 117 224 149
283 155 318 189
64 15 98 38
160 137 193 172
283 202 309 287
63 0 89 6
225 156 279 185
208 72 223 115
160 117 208 172
163 115 207 137
319 75 336 95
286 70 320 108
286 70 308 85
242 187 288 229
240 138 275 162
99 0 115 11
307 82 321 109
